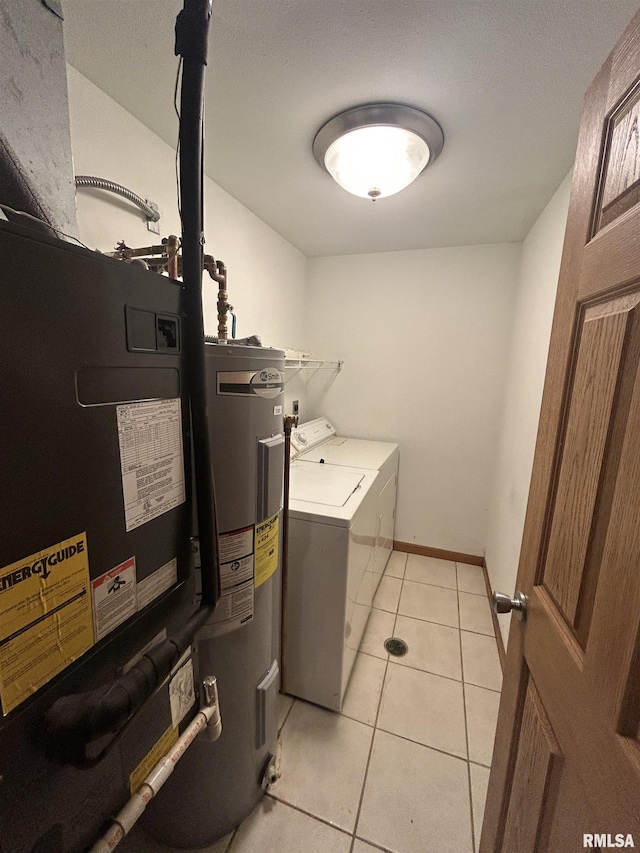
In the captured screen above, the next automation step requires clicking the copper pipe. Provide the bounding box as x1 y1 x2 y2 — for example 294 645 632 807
108 241 168 260
204 255 229 342
166 234 180 279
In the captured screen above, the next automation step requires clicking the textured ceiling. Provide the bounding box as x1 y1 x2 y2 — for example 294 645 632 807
61 1 638 257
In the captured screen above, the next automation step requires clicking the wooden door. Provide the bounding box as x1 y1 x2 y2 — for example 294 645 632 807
481 10 640 852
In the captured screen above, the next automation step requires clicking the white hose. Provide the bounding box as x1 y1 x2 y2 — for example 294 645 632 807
89 700 222 853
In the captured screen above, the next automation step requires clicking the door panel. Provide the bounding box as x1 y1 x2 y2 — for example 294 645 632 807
598 84 640 230
542 296 635 628
545 762 596 853
481 10 640 851
503 679 563 853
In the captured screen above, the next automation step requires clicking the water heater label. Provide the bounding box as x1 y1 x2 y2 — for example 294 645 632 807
91 557 137 642
116 398 186 532
200 524 255 637
217 369 284 399
129 725 178 795
169 650 195 728
204 583 254 638
0 533 94 715
255 512 279 588
137 558 178 611
218 525 254 565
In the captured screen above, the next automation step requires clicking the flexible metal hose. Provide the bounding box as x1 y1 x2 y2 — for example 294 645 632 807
74 175 160 221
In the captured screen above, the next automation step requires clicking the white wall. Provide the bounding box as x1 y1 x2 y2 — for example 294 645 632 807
485 172 572 647
66 64 573 583
305 245 521 556
66 66 306 351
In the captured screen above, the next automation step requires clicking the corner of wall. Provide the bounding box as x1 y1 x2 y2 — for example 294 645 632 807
484 170 573 650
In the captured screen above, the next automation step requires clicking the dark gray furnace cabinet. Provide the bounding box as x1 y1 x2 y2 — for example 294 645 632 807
0 220 196 852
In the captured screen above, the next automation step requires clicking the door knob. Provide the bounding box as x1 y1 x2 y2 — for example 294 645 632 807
492 590 526 621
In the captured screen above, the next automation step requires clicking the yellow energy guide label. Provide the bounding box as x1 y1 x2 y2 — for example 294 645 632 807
0 533 94 715
255 512 279 588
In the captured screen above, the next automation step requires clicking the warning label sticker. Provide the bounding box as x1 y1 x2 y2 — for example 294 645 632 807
129 725 178 794
220 554 253 590
255 512 279 587
202 524 255 637
218 525 254 565
0 533 94 715
137 558 177 611
205 583 254 637
169 650 195 728
116 399 185 532
91 557 136 642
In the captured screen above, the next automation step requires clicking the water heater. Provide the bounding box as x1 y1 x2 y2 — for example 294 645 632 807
144 342 285 846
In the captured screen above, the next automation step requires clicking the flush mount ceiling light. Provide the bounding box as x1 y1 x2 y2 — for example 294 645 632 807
313 103 444 201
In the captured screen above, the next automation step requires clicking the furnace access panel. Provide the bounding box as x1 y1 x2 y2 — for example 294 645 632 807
0 221 197 852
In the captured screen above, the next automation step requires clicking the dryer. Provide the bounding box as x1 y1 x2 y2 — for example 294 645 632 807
286 461 379 711
291 418 399 593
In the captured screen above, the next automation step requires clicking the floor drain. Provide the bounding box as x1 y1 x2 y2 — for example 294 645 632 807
384 637 408 657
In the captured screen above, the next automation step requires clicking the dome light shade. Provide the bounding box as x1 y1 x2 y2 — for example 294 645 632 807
324 125 430 199
313 104 443 201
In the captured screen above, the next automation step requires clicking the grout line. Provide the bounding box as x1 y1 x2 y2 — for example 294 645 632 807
460 680 502 695
457 588 489 598
265 792 354 839
386 653 503 695
401 572 489 603
395 604 494 637
352 836 397 853
373 723 469 764
458 636 503 693
395 610 460 631
456 627 496 638
457 582 477 853
386 656 464 685
464 682 502 697
278 694 296 735
469 759 492 770
395 550 408 580
349 590 399 849
403 577 458 592
460 626 502 641
358 648 389 663
371 604 400 616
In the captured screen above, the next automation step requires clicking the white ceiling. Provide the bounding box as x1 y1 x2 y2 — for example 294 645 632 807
61 1 638 258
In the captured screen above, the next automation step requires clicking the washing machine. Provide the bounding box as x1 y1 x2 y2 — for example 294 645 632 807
290 418 399 592
286 460 379 711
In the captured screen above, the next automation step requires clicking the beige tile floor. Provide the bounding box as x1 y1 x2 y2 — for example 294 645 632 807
123 552 501 853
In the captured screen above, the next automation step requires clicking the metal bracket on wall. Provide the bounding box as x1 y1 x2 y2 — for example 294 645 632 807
284 358 343 371
147 201 161 234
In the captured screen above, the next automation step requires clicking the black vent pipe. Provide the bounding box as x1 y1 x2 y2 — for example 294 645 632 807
43 0 220 765
175 0 220 608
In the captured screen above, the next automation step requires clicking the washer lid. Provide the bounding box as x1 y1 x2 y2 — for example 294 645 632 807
291 417 336 455
299 438 398 470
289 464 364 506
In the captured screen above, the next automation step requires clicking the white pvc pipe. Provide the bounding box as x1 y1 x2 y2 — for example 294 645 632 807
89 702 221 853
